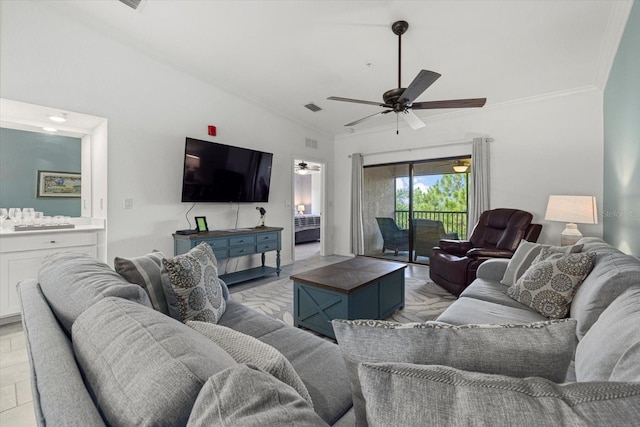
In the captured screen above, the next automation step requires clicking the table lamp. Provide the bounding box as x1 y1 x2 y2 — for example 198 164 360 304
544 195 597 246
297 205 305 215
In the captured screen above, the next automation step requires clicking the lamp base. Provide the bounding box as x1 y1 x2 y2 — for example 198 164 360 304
560 223 583 246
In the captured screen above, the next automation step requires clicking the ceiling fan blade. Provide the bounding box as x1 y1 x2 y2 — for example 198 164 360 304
411 98 487 109
399 70 441 104
345 110 391 127
401 110 425 130
327 96 389 107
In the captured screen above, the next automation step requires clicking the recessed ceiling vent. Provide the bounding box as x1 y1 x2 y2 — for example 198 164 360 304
304 103 322 112
305 138 318 149
118 0 145 10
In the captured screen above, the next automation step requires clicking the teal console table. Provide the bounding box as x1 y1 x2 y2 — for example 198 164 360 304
173 226 283 285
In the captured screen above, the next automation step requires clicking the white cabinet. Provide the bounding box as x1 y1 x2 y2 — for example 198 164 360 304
0 230 100 320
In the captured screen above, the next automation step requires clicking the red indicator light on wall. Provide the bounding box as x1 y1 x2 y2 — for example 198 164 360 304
208 125 217 136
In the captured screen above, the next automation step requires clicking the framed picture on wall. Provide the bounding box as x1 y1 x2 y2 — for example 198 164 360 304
37 171 81 198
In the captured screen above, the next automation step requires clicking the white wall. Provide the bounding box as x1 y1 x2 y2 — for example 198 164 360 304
333 89 604 256
0 2 333 267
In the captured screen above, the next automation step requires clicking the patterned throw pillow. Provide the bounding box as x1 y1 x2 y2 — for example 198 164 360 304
161 242 226 323
506 248 596 319
187 321 313 407
500 240 584 286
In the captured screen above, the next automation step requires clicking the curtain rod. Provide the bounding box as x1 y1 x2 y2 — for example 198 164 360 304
348 137 493 158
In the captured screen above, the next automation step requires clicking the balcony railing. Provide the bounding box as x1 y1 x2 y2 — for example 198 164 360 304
395 210 468 239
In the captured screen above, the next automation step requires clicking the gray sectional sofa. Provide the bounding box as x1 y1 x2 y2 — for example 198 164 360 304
19 252 354 426
18 237 640 426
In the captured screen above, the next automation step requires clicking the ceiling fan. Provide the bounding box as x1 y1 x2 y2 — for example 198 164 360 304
295 161 320 175
327 20 486 131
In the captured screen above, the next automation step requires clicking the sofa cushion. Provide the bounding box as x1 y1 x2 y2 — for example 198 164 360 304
257 324 354 425
570 246 640 338
72 297 236 427
500 240 583 286
358 363 640 427
161 242 226 323
459 278 531 309
38 251 152 335
187 321 313 406
114 251 170 315
575 287 640 382
436 296 547 325
506 250 596 319
332 318 577 427
187 365 327 427
218 299 287 338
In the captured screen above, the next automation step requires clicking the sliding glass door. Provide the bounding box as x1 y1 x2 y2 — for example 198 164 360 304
363 157 470 265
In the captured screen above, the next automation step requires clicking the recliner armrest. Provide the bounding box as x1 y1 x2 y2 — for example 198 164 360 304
437 239 472 256
466 248 514 258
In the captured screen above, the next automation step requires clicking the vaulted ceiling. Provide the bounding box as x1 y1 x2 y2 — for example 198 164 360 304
49 0 632 137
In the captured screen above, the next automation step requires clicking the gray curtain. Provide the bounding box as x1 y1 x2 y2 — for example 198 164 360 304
350 153 364 255
469 137 490 232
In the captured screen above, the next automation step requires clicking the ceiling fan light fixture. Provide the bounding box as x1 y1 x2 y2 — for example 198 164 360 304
453 162 469 173
297 169 309 175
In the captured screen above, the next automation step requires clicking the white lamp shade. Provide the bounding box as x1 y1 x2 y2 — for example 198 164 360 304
544 195 598 224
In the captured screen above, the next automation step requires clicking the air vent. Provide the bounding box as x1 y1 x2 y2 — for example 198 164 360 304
304 103 322 112
118 0 144 10
305 138 318 149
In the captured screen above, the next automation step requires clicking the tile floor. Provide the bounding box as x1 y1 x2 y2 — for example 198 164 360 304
0 321 36 427
0 242 430 426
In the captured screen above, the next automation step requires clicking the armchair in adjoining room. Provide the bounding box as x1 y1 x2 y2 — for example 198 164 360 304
429 208 542 297
412 219 458 261
375 217 409 256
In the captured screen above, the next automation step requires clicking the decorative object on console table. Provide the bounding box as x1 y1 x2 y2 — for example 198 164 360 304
172 227 282 285
37 170 81 198
256 207 266 227
297 204 305 215
544 195 597 246
195 216 208 232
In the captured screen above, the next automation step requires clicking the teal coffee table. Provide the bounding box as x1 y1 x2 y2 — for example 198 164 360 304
291 257 406 339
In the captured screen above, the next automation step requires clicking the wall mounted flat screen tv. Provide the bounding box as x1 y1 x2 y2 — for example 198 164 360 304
181 137 273 203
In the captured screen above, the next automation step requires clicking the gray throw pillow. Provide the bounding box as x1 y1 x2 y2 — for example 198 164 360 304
187 365 327 427
506 249 596 319
114 251 170 315
72 297 236 427
38 251 152 335
161 242 226 323
187 320 313 407
332 318 577 427
358 363 640 427
501 240 583 286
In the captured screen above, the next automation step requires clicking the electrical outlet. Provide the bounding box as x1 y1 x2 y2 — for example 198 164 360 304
123 198 133 209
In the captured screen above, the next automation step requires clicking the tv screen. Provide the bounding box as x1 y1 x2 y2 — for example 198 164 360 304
181 138 273 203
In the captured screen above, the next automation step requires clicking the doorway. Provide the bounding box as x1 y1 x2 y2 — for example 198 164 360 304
363 156 470 265
293 159 323 261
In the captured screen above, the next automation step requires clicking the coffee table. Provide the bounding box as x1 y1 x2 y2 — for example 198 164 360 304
290 257 406 339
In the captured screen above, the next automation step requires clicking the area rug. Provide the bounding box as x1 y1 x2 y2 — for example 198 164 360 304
230 276 456 326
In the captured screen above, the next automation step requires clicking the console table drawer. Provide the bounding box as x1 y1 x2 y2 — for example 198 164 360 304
229 245 255 257
257 242 277 252
256 233 278 243
230 236 255 246
199 238 228 249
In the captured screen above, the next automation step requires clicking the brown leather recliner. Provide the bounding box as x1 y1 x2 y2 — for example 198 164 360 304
429 208 542 297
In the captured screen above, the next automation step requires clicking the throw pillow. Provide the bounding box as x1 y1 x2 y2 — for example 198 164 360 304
187 365 326 427
161 242 226 323
114 251 170 315
506 249 596 319
332 318 577 427
358 363 640 427
187 321 313 407
72 297 237 426
501 240 583 286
